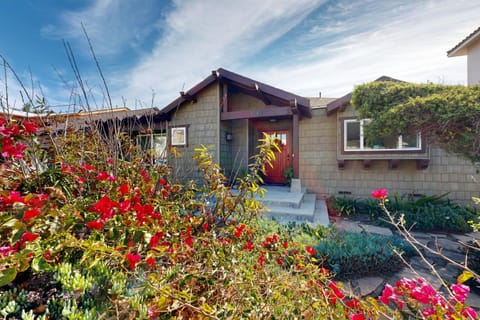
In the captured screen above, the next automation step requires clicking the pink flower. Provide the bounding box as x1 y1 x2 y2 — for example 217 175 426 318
462 307 477 319
349 314 364 320
379 284 394 305
371 188 388 199
451 283 470 303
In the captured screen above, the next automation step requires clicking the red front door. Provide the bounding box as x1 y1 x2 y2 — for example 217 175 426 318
261 130 290 184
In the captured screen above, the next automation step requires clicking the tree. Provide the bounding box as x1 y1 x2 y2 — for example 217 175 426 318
351 82 480 162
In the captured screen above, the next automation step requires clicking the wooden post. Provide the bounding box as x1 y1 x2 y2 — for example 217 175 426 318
292 113 299 178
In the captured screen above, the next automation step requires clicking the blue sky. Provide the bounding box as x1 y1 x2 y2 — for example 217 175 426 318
0 0 479 113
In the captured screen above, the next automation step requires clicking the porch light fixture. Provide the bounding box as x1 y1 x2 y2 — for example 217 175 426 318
269 118 277 123
226 132 233 142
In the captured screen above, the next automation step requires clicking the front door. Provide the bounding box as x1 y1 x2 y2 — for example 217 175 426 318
261 130 290 184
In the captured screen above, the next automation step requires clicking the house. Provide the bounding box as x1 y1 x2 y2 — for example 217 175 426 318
123 68 477 204
448 26 480 85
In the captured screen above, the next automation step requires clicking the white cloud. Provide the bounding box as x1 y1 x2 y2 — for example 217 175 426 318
41 0 160 57
122 0 326 107
242 0 478 98
39 0 480 109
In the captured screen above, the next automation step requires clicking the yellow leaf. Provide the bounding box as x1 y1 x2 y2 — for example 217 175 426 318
457 270 474 284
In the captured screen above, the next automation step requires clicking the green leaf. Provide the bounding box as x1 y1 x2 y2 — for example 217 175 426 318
0 267 17 287
32 257 51 272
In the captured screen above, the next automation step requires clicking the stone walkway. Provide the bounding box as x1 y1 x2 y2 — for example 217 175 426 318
330 217 480 308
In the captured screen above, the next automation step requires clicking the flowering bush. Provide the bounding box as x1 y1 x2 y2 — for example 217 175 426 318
0 120 478 319
379 277 477 319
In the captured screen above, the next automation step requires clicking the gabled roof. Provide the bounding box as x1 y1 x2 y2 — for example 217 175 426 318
326 76 403 115
161 68 312 118
447 26 480 57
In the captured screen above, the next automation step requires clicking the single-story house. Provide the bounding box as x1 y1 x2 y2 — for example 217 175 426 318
112 68 477 204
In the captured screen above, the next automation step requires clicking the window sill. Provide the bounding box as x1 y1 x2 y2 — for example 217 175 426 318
337 158 429 170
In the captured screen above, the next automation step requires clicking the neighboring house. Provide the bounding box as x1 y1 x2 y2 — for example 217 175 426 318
122 68 477 203
448 26 480 85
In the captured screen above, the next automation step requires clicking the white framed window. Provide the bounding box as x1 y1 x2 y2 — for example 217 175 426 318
137 133 167 165
344 119 421 152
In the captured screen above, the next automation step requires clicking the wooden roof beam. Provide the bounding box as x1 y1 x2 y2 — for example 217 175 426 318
180 91 197 103
253 82 272 105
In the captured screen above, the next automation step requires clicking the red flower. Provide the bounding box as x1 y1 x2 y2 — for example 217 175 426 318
87 220 104 230
106 157 114 164
371 188 388 199
126 253 142 269
80 163 96 172
329 281 345 300
258 253 265 266
305 246 315 255
118 183 130 196
282 241 289 249
21 232 40 242
145 257 155 269
159 178 167 185
23 208 41 221
149 232 164 249
244 241 254 251
234 224 246 238
349 314 365 320
96 171 115 182
1 191 25 205
276 258 283 266
22 121 38 134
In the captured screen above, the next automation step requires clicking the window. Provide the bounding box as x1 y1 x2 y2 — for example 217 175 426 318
170 126 188 146
344 119 421 152
137 133 167 165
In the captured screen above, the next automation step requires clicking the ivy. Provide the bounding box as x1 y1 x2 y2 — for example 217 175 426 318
351 82 480 162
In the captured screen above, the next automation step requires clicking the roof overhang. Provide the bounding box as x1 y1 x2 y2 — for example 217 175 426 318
326 76 403 116
447 26 480 57
161 68 312 118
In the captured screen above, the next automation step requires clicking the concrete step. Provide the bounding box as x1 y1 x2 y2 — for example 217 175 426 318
261 194 329 227
258 186 306 209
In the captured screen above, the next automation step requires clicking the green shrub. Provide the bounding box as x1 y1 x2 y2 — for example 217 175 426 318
314 231 414 278
333 194 479 232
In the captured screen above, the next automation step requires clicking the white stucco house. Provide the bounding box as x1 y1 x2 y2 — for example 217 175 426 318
448 26 480 85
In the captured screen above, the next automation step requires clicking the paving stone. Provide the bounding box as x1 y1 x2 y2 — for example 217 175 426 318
391 266 445 291
466 292 480 309
410 231 433 239
334 220 363 234
442 250 468 264
356 276 385 297
466 232 480 241
432 238 464 252
451 234 477 245
360 224 393 236
427 233 448 239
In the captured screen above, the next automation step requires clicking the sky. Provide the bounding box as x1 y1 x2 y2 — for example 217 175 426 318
0 0 479 113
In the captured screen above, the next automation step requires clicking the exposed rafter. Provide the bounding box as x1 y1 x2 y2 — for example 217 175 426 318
253 82 272 105
180 91 197 103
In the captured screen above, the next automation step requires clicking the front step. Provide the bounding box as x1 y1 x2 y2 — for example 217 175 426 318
257 187 329 227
